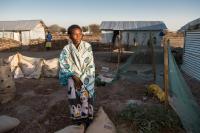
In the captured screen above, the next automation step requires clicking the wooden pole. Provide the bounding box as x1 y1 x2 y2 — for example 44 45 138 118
12 31 14 40
117 31 122 72
2 24 4 39
2 24 4 48
164 39 169 106
150 32 156 82
120 31 123 59
19 31 22 45
29 31 31 45
9 32 11 51
110 42 113 62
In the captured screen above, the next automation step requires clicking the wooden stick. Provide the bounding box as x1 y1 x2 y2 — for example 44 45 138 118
117 31 122 72
164 39 169 106
110 42 113 62
150 32 156 82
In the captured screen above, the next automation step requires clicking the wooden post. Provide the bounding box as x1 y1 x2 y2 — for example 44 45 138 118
150 32 156 82
110 31 114 62
13 31 14 39
120 31 123 59
9 32 11 51
2 24 4 39
2 28 4 45
164 39 169 106
127 32 129 49
29 31 31 44
117 31 122 72
110 42 113 62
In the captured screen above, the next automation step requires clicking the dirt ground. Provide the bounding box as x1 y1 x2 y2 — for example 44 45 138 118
0 49 199 133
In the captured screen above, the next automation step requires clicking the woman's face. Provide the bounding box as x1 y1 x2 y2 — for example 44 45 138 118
69 28 83 45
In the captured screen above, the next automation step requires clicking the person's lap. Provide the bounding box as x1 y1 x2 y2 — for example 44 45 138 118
67 78 94 126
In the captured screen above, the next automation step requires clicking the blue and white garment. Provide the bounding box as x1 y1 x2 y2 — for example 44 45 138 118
59 41 95 97
46 33 52 42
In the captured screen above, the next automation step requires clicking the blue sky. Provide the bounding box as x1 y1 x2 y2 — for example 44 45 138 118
0 0 199 31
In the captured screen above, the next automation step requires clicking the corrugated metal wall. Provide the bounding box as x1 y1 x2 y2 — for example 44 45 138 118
182 31 200 80
101 31 113 43
101 30 162 46
121 31 162 46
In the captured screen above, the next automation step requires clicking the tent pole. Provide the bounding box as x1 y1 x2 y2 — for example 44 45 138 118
110 41 113 62
19 31 22 45
29 31 31 45
117 31 122 72
150 32 156 82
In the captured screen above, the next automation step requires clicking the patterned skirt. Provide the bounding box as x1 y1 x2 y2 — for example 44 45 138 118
67 78 94 123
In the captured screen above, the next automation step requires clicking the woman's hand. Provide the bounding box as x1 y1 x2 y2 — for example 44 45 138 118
72 75 83 91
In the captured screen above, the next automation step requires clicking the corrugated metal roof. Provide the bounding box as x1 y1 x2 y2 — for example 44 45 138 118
0 20 46 31
178 18 200 32
100 21 167 31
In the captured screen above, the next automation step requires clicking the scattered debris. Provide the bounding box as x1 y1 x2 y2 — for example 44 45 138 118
100 67 114 83
126 99 143 106
97 74 113 83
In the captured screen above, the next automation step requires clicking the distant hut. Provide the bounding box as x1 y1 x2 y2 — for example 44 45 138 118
181 18 200 80
0 20 47 45
100 21 167 47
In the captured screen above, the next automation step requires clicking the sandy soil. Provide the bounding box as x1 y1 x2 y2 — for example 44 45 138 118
0 50 199 133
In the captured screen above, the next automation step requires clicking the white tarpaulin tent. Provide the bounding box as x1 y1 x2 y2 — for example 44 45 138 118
5 53 59 79
100 21 167 46
0 20 47 45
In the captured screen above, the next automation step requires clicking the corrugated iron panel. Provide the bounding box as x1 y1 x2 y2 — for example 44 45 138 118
182 63 200 77
178 18 200 32
182 65 200 81
182 61 200 71
184 49 200 55
100 21 167 31
183 57 200 69
0 20 46 31
185 43 200 49
182 31 200 80
183 53 200 61
185 40 200 45
185 47 200 52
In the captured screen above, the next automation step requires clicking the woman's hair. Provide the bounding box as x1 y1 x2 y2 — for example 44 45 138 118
67 24 82 35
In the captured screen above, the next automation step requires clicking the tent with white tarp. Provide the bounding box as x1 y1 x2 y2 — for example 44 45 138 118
0 20 47 45
100 21 167 46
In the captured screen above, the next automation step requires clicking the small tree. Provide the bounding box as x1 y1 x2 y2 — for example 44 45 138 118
60 28 66 34
89 24 100 36
82 26 89 32
48 24 66 34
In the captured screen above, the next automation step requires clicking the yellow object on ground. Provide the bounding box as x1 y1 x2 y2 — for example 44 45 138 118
45 42 52 48
147 84 166 102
